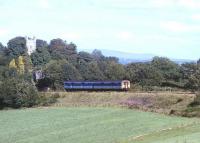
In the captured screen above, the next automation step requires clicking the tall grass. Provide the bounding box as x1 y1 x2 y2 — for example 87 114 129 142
46 91 195 116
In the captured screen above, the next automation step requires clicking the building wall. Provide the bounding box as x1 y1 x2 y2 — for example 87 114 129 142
25 36 36 55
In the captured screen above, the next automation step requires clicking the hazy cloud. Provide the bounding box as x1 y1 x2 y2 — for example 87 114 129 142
60 32 81 41
0 28 9 37
152 0 175 8
116 31 135 41
160 21 200 32
178 0 200 9
192 14 200 20
38 0 50 9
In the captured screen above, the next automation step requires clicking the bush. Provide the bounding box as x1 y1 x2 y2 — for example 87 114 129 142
189 92 200 107
37 92 59 106
0 78 39 108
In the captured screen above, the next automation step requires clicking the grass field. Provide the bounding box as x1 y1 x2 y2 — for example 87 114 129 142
0 107 200 143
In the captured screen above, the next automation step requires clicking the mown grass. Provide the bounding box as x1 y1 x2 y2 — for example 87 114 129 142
0 107 199 143
124 122 200 143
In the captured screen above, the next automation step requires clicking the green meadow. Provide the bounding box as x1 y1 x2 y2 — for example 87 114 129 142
0 107 199 143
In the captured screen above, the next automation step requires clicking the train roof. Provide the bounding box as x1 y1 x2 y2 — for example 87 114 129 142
64 80 129 83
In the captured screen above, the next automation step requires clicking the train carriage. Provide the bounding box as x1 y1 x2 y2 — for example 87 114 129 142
64 80 130 91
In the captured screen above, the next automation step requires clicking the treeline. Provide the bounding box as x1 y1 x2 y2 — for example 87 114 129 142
0 36 200 108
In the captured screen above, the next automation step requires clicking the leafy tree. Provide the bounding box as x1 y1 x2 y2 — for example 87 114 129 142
126 63 163 87
197 59 200 65
7 37 27 58
44 60 66 89
0 43 11 66
184 65 200 91
103 61 126 80
0 57 8 67
8 57 25 74
9 59 17 69
17 56 25 74
49 38 66 51
180 63 198 79
185 75 199 91
87 61 105 80
67 42 77 51
0 42 6 54
62 61 82 80
78 51 94 62
49 39 78 65
66 42 78 65
77 60 105 80
43 60 82 90
104 56 119 63
0 78 38 108
152 57 181 81
0 66 10 81
92 49 105 61
179 63 199 90
76 60 91 80
31 47 51 67
36 39 48 48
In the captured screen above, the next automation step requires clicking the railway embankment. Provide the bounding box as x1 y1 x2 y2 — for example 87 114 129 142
42 91 199 117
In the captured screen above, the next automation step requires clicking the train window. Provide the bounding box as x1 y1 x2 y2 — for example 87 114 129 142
64 83 71 86
114 82 121 86
73 83 82 86
84 82 93 86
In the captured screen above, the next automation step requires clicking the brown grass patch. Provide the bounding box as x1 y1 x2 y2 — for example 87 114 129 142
43 91 195 116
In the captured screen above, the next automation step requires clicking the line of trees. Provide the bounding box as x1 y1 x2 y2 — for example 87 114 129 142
0 36 200 108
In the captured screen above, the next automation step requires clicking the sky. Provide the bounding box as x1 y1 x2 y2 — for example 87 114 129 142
0 0 200 60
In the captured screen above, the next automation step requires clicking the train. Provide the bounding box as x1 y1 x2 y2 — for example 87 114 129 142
64 80 130 91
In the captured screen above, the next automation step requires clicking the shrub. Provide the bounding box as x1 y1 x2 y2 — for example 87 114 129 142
0 78 39 108
189 92 200 107
37 92 59 106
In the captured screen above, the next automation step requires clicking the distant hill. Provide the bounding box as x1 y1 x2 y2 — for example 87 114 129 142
80 49 196 64
98 49 156 64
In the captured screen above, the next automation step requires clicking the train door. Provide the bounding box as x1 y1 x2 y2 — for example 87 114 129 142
122 80 130 90
125 82 128 89
122 81 127 89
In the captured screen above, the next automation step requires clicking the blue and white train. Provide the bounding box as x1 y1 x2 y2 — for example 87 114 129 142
64 80 130 91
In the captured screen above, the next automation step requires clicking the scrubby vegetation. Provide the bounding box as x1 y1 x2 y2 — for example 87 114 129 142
49 92 195 116
0 78 38 108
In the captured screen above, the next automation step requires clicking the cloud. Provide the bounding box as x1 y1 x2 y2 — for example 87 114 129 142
160 21 200 32
0 28 9 37
151 0 200 9
60 32 81 41
160 21 190 32
142 34 184 43
38 0 50 9
152 0 174 7
116 31 134 41
178 0 200 9
192 14 200 20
